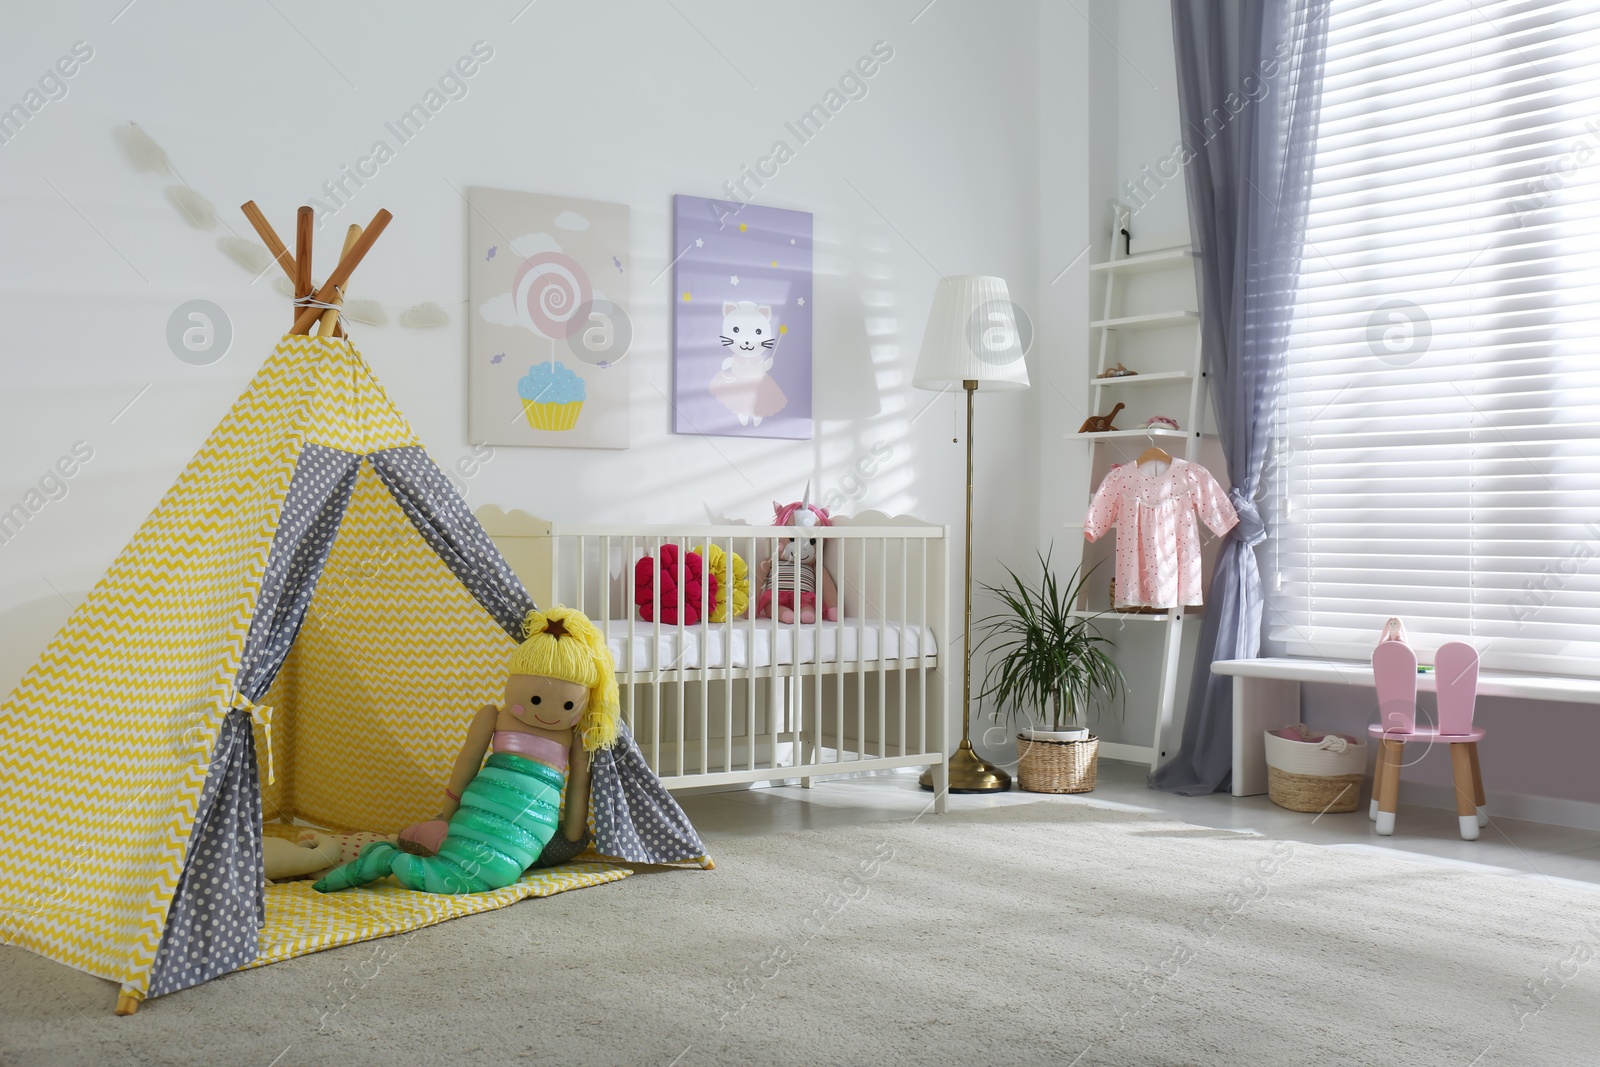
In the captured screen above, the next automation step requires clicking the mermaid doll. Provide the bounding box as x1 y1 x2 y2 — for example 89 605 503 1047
314 605 620 895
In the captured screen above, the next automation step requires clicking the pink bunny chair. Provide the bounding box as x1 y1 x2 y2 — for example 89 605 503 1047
1368 623 1488 840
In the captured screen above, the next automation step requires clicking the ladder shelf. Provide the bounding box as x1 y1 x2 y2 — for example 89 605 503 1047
1070 200 1211 774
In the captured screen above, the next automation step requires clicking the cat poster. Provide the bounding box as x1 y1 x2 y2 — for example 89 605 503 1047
672 194 813 440
468 187 631 449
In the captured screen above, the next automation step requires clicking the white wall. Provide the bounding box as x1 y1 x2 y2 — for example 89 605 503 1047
1114 0 1189 246
0 2 1041 701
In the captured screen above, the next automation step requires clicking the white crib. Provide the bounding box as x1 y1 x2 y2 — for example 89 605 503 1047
476 508 950 812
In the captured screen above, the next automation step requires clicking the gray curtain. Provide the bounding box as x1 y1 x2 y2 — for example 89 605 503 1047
1151 0 1331 795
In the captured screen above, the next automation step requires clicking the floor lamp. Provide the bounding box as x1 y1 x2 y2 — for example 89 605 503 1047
914 276 1030 793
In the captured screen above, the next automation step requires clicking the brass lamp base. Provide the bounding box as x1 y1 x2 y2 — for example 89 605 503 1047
919 739 1013 794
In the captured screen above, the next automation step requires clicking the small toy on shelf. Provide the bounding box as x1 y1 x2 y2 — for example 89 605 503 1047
1078 403 1126 434
756 490 838 624
1142 415 1180 431
1095 363 1138 379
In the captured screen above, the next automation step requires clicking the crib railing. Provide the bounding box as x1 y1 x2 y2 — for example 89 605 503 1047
476 508 949 802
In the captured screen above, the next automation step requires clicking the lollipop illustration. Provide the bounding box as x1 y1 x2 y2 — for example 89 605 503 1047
513 252 592 339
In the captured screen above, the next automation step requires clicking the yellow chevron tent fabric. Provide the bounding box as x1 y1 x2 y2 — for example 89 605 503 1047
248 862 631 975
256 460 512 833
0 334 623 1009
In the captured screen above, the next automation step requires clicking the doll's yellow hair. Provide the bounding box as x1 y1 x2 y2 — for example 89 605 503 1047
508 605 620 751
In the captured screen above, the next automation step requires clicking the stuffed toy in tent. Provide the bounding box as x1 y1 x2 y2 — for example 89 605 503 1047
0 203 709 1017
317 605 629 895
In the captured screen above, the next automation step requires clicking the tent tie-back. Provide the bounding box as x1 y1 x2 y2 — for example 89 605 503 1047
227 690 276 785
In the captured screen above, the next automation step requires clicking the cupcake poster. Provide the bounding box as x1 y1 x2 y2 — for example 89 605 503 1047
468 187 631 449
672 194 812 440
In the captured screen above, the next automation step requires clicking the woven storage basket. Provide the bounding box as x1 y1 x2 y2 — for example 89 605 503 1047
1264 725 1365 813
1016 733 1099 793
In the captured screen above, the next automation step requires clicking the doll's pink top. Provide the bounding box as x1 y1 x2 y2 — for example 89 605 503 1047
1083 458 1238 609
493 730 569 771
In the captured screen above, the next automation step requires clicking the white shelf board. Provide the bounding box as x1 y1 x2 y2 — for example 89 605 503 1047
1070 608 1184 624
1069 427 1188 441
1092 371 1194 388
1097 741 1158 764
1089 248 1195 274
1091 310 1200 331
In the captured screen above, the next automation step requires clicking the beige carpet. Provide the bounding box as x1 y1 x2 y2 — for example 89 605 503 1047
3 801 1597 1067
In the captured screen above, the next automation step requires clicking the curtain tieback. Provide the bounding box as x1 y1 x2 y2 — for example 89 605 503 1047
1229 488 1267 548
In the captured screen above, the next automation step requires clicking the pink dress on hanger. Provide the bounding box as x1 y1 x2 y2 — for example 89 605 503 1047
1083 457 1238 608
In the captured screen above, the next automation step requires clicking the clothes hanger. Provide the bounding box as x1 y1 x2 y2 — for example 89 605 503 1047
1136 427 1172 468
1136 445 1171 466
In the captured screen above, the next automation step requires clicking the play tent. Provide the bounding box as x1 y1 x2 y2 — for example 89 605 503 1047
0 206 707 1014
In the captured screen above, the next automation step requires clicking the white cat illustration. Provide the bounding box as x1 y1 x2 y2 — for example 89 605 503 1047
709 300 786 426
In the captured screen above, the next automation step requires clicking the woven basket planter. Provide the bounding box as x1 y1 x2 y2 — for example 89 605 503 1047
1016 733 1099 793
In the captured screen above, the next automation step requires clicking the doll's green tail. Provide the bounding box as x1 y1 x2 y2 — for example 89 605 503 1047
314 753 566 895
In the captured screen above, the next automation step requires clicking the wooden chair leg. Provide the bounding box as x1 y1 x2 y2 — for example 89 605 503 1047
1369 747 1384 821
1449 744 1480 840
1466 741 1488 827
1376 739 1403 836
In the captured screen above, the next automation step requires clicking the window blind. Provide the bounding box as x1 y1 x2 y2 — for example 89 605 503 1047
1266 0 1600 674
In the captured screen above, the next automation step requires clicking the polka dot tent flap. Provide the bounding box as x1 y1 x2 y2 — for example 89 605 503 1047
0 334 708 1012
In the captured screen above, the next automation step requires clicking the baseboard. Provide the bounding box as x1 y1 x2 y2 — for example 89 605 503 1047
1398 781 1600 832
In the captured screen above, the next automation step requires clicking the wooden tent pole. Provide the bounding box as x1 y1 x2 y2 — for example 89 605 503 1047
317 224 362 338
240 201 297 286
294 206 314 332
291 209 392 334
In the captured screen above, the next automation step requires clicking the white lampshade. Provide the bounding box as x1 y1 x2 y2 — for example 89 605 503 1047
912 275 1031 391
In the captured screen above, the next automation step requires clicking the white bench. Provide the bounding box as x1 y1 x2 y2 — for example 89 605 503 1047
1213 657 1600 797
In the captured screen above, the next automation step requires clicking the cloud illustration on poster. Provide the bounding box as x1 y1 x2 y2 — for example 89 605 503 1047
478 292 520 327
510 231 562 258
554 211 590 231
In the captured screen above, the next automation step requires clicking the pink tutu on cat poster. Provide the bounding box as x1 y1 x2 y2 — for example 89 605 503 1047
708 364 787 425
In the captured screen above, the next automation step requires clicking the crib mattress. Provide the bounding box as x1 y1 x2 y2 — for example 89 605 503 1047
603 619 937 672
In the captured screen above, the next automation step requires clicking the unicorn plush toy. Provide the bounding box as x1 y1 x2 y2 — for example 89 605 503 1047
756 488 839 624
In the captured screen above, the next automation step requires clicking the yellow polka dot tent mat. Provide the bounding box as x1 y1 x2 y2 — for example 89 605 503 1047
0 334 708 1013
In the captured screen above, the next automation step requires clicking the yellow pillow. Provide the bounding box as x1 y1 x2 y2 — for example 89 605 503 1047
700 543 749 622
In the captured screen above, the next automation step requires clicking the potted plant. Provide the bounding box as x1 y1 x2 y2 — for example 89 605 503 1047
976 550 1125 793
